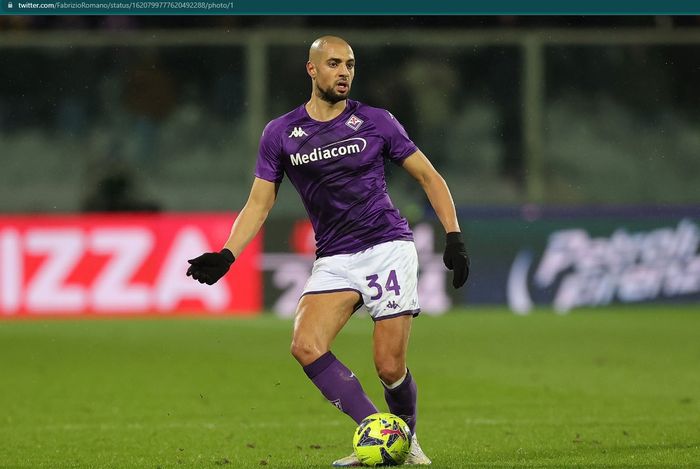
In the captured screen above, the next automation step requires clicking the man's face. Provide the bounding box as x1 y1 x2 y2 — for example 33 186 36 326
309 42 355 104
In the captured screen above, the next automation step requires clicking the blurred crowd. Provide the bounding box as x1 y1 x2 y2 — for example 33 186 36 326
1 15 700 214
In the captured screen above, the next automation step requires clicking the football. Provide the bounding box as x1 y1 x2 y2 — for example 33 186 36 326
352 413 411 466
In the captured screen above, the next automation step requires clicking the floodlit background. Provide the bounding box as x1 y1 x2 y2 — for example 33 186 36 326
0 16 699 468
1 16 699 316
3 17 700 211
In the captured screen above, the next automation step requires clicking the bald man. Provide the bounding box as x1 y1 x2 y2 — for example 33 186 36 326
186 35 469 466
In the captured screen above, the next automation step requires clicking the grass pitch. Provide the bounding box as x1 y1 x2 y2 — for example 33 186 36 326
1 306 699 468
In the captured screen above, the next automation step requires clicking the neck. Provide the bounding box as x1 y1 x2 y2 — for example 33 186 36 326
305 95 347 122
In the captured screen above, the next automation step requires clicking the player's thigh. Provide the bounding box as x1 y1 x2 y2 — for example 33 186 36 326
373 314 413 381
291 291 361 365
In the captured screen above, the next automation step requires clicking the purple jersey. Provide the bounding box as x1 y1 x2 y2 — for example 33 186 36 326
255 99 416 257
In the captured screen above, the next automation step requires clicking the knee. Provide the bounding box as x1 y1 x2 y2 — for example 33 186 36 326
375 359 406 386
290 338 325 366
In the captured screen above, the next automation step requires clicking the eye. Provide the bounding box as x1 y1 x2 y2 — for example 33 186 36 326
328 61 338 68
347 63 355 70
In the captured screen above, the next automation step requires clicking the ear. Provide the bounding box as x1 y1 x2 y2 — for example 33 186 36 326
306 61 316 79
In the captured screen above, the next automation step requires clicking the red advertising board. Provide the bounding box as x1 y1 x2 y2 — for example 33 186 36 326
0 213 261 317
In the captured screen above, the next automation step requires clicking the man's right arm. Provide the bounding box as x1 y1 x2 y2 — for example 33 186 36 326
223 177 280 258
186 177 279 285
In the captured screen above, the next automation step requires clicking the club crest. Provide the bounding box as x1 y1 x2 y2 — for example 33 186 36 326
345 114 364 131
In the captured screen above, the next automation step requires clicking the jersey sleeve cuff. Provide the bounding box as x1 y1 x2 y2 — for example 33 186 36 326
254 171 284 183
393 145 419 165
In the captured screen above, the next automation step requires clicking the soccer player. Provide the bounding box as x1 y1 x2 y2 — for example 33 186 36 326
186 35 469 466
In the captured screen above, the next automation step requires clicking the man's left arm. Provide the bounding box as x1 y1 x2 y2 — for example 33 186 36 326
401 150 470 288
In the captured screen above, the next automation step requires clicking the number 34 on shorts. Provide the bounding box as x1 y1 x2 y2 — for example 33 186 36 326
302 240 421 321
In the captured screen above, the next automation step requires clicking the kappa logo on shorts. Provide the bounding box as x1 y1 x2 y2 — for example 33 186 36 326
345 114 363 131
386 300 400 309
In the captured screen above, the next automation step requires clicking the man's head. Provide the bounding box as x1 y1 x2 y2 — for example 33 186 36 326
307 35 355 104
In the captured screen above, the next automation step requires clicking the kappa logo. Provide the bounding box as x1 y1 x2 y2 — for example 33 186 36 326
288 127 307 138
345 114 364 131
386 300 400 310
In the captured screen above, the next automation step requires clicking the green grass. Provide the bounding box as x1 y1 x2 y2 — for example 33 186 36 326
1 306 699 468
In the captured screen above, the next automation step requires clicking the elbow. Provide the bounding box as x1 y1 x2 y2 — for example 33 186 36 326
242 200 273 223
419 170 444 190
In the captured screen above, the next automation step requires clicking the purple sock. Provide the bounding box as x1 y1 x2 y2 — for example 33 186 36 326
383 369 417 435
303 351 378 424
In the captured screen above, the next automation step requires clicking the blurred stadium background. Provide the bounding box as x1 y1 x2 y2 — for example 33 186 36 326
1 15 699 468
1 15 699 316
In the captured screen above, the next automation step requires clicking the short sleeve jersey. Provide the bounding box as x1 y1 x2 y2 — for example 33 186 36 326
255 99 416 257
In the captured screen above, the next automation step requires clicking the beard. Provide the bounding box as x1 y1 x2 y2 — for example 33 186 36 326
315 82 350 104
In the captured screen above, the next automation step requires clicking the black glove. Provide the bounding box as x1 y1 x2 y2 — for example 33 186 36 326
443 232 470 289
186 248 235 285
